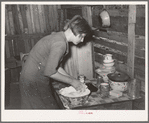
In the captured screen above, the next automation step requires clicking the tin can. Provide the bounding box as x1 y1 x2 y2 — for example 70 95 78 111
100 83 109 97
78 75 85 83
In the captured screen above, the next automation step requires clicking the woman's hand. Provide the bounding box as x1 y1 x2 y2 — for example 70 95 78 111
71 79 87 92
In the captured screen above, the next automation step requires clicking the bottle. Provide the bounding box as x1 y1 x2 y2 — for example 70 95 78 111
97 76 104 90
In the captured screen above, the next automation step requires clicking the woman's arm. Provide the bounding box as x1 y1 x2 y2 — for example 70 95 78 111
49 70 86 92
43 41 86 91
57 67 74 78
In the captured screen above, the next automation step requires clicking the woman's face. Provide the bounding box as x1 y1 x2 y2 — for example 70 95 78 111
72 33 86 45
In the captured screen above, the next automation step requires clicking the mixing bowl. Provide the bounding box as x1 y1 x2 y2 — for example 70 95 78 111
60 94 89 106
103 62 115 67
109 80 129 92
107 72 130 92
59 86 90 106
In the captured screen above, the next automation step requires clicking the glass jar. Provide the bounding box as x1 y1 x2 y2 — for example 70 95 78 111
78 75 85 83
97 76 104 88
128 79 141 99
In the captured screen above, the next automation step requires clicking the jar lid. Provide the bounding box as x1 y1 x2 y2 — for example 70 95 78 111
107 72 130 82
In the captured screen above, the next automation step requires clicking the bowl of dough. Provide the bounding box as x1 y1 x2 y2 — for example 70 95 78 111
59 86 90 106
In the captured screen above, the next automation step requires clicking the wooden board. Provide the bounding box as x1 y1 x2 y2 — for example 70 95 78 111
32 5 41 33
127 5 136 79
5 40 10 58
8 5 15 35
59 9 64 31
93 36 145 58
93 30 145 55
5 34 46 56
62 6 94 79
53 5 58 31
44 5 51 33
15 37 25 54
5 5 61 35
55 5 59 31
53 81 133 110
92 5 145 36
26 5 33 34
77 42 94 79
7 39 14 57
17 5 24 34
30 5 36 33
48 6 53 31
11 5 21 35
13 38 19 56
41 5 47 33
24 38 31 53
19 5 28 29
5 6 11 35
38 5 45 33
63 44 78 79
94 46 145 72
76 6 94 79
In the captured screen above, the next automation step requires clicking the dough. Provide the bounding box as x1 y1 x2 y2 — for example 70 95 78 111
59 86 90 97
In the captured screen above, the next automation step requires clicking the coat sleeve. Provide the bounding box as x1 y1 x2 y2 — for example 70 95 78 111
44 41 66 77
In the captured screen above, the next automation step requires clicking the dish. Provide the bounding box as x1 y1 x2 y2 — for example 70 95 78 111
103 62 115 67
59 86 90 106
109 80 128 92
108 72 130 92
103 59 114 63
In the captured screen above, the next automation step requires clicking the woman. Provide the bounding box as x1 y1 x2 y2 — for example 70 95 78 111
19 15 92 109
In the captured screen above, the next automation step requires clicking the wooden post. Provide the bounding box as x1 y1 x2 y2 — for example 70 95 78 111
76 5 94 79
127 5 136 79
62 5 94 79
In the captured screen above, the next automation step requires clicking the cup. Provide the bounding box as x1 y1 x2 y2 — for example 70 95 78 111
96 76 104 93
128 79 141 99
104 54 112 61
100 83 109 97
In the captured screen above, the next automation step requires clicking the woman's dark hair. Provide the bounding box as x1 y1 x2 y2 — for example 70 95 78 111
68 15 92 37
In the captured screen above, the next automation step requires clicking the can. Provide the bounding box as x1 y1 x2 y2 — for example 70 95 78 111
100 83 109 97
78 75 85 83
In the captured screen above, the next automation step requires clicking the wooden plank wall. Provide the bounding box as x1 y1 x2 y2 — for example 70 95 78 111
61 6 94 79
5 34 47 82
92 5 145 36
5 5 61 35
5 4 63 82
92 5 145 92
5 34 46 59
5 4 62 60
127 5 136 78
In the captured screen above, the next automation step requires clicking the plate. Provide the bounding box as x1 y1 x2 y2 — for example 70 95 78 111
103 62 115 67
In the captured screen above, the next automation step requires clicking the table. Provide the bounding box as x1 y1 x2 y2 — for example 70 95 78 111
52 81 141 110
